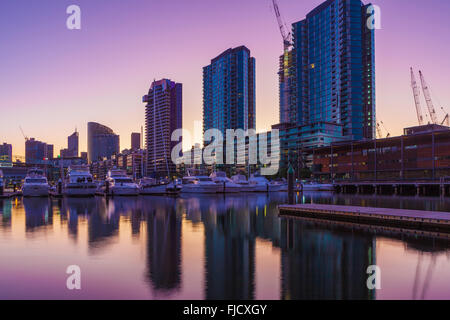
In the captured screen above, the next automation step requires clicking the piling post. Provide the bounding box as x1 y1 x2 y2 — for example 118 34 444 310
105 180 110 196
288 164 295 205
57 179 62 196
0 184 3 196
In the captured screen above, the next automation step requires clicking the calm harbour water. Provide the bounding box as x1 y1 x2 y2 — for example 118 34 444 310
1 192 450 300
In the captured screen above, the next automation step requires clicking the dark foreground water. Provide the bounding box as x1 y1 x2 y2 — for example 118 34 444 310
1 192 450 300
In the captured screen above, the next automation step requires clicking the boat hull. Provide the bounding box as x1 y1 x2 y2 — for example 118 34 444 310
216 183 241 193
140 184 181 195
110 186 140 196
22 185 49 197
181 185 221 194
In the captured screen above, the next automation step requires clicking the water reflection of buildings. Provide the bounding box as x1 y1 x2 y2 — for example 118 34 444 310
23 198 52 232
280 218 376 300
144 197 182 294
186 195 257 300
0 199 12 229
87 198 120 251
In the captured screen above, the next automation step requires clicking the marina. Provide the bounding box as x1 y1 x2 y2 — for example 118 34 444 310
1 192 450 300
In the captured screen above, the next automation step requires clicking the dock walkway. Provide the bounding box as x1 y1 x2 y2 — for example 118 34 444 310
278 204 450 233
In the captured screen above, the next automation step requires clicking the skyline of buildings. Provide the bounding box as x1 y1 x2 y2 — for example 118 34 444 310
2 0 449 158
1 0 448 180
143 79 183 177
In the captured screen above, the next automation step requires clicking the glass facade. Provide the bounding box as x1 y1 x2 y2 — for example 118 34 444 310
203 46 256 136
280 0 375 142
87 122 120 163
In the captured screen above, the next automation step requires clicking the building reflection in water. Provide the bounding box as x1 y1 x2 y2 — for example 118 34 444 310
87 198 120 252
188 194 256 300
143 196 182 294
279 217 376 300
23 198 52 232
2 191 449 299
0 199 12 230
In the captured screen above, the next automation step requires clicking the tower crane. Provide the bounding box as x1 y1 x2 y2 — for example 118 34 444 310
19 126 29 141
376 122 383 139
376 121 390 138
410 68 424 126
381 121 391 138
271 0 292 52
440 107 449 126
419 70 438 124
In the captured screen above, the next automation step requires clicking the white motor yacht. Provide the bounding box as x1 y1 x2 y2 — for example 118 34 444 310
270 178 288 192
106 169 139 196
180 175 221 194
139 177 181 196
230 174 256 192
210 171 241 193
22 168 49 197
248 173 272 192
300 181 335 192
64 165 97 197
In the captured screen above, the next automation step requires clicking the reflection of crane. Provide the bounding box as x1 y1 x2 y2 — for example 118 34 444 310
411 68 424 125
271 0 292 51
419 70 438 124
412 252 437 300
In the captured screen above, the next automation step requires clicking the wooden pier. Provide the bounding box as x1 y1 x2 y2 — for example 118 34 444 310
0 192 21 199
279 204 450 233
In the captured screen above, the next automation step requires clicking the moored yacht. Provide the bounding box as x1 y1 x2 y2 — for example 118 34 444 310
22 168 50 197
64 165 97 197
106 169 139 196
139 177 181 196
300 181 334 192
230 174 256 192
248 173 271 192
210 171 241 193
181 175 221 194
270 178 288 192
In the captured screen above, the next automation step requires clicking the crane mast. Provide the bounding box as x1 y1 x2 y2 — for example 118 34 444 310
419 70 438 124
410 68 424 125
272 0 292 51
376 122 383 139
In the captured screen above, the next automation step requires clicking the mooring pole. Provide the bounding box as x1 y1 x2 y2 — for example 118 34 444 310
288 164 295 205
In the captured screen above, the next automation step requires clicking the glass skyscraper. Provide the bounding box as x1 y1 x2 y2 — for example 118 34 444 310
87 122 120 163
279 0 375 143
203 46 256 136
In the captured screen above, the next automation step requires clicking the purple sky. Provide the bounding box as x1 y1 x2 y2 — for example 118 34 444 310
0 0 449 157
